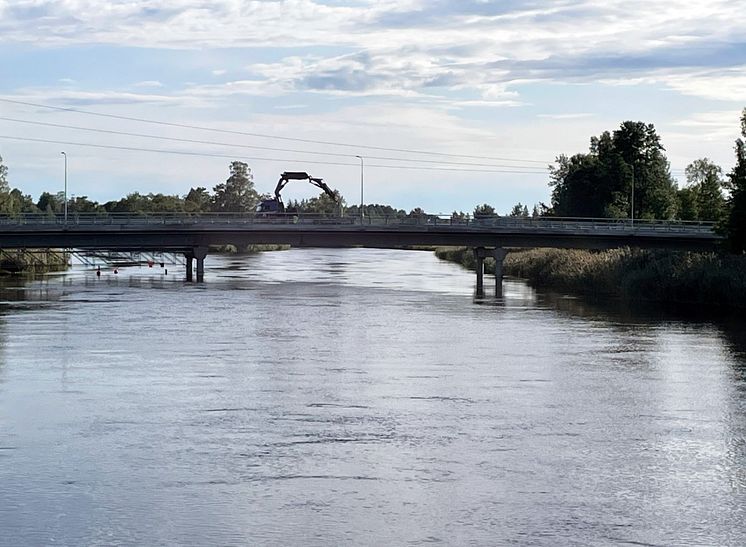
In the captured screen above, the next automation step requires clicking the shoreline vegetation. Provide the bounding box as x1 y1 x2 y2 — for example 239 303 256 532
0 249 69 275
209 244 290 254
434 246 746 310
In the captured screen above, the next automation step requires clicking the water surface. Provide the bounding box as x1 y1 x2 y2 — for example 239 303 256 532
0 248 744 545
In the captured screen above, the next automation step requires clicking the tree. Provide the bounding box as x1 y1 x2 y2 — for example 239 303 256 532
726 109 746 252
184 187 212 212
473 203 495 217
292 190 344 216
677 186 699 221
0 155 12 214
67 196 103 214
678 159 726 221
6 189 38 214
37 191 62 214
508 202 529 217
211 161 259 212
549 121 678 220
0 155 8 193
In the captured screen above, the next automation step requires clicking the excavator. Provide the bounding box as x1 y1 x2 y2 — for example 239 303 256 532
255 171 339 215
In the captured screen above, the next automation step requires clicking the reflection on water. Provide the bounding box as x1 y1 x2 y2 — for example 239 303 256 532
0 248 744 546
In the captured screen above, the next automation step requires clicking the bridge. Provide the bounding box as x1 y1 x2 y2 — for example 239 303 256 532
0 213 722 292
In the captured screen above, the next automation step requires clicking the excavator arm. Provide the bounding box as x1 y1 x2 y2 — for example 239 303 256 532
257 171 339 215
273 172 338 202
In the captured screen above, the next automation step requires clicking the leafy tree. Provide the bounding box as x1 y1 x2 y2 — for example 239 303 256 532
0 155 11 213
212 161 258 212
473 203 496 217
300 190 344 215
550 121 678 219
726 109 746 252
103 192 185 213
347 203 406 219
677 186 700 221
184 187 212 212
37 191 62 214
0 155 8 193
6 189 38 214
67 196 103 213
677 159 726 221
508 202 529 217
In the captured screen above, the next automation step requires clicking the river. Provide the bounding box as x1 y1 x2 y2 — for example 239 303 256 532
0 248 744 546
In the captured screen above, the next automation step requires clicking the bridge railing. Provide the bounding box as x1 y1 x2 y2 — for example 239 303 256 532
0 212 717 234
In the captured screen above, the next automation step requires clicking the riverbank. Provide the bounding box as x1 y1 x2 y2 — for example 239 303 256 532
209 243 290 253
434 246 746 309
0 249 69 275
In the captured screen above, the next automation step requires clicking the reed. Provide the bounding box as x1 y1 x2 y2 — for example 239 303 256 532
434 246 746 309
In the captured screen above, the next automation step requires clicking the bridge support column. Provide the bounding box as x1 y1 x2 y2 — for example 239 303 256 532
193 246 208 282
473 247 485 296
184 252 194 282
494 247 507 297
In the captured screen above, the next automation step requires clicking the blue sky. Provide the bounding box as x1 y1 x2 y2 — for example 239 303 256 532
1 0 745 214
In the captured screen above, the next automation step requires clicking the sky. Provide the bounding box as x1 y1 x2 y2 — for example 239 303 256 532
1 0 745 214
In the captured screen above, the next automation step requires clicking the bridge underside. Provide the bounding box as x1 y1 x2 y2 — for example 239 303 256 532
0 223 722 283
0 225 720 252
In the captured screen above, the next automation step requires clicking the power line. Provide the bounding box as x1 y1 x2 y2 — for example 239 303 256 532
0 135 549 174
0 116 547 171
0 97 551 165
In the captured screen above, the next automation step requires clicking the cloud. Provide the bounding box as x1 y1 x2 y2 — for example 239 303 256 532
133 80 164 88
537 113 593 120
1 1 744 101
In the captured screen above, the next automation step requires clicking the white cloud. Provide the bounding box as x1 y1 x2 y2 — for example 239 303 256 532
537 113 593 120
1 0 745 104
132 80 164 88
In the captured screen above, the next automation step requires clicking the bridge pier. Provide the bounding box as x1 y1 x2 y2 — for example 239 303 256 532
494 247 507 297
184 252 194 282
473 247 507 296
193 246 208 282
473 247 485 296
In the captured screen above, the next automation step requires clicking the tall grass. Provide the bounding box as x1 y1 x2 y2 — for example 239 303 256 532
434 246 746 309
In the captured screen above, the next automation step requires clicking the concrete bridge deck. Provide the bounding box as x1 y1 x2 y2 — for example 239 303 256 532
0 213 720 249
0 213 723 285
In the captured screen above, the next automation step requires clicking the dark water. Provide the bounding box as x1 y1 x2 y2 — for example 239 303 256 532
0 249 744 546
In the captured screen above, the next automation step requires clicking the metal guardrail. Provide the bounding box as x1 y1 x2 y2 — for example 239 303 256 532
0 213 718 235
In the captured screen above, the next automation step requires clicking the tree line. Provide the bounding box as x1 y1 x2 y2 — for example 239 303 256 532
542 110 746 252
0 108 744 250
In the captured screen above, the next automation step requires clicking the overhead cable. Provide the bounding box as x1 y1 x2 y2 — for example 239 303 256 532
0 116 546 171
0 97 551 164
0 135 549 174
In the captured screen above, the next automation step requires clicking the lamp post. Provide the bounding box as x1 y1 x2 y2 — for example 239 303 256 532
355 155 364 222
61 151 67 224
630 168 635 228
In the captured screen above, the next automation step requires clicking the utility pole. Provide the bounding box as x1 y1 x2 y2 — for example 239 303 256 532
630 163 635 228
355 155 364 223
61 151 67 224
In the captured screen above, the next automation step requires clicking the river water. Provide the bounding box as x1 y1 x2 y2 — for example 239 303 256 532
0 248 744 546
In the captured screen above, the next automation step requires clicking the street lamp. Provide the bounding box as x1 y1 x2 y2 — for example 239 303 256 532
630 171 635 227
355 155 364 222
61 151 67 224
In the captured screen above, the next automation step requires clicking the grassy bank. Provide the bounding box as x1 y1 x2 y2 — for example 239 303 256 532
434 246 746 309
